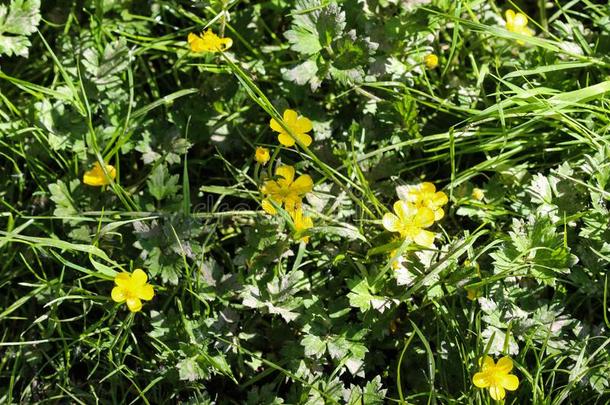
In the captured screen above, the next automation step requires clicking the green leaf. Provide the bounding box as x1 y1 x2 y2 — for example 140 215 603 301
147 164 180 201
301 334 326 358
0 0 40 57
177 357 206 381
48 179 80 217
82 38 130 89
347 278 397 313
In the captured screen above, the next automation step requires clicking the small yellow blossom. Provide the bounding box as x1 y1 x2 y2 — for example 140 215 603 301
261 165 313 215
382 201 435 247
255 147 271 165
188 30 233 53
292 208 313 243
83 161 116 186
389 249 403 270
473 356 520 401
269 109 313 147
111 269 155 313
472 187 485 201
466 287 481 301
401 182 448 221
505 9 534 44
424 53 439 69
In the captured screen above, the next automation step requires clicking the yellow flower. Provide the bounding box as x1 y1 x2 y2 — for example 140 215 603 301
292 208 313 243
505 9 534 44
389 249 403 270
401 182 448 221
261 165 313 215
472 187 485 201
473 356 520 401
466 287 481 301
111 269 155 313
255 147 271 165
188 30 233 53
269 109 313 147
424 53 439 69
382 201 436 247
83 161 116 186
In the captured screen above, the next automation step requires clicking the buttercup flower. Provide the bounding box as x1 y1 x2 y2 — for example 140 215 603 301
83 161 116 186
389 248 406 270
269 109 313 147
292 208 313 243
472 187 485 201
505 9 534 44
424 53 439 69
261 165 313 215
473 356 520 401
382 201 435 247
111 269 154 312
466 287 481 301
188 30 233 53
255 147 271 165
400 182 448 221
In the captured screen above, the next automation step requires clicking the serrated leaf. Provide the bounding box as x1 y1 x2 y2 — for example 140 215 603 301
82 38 130 89
302 334 326 358
177 357 205 381
0 0 41 57
48 179 80 217
147 164 180 201
347 278 397 313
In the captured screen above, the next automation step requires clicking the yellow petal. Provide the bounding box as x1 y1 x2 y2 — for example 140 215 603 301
126 297 142 312
302 216 313 229
131 269 148 285
414 207 435 228
505 9 516 24
433 208 445 221
496 356 513 373
111 286 126 303
278 132 296 147
83 162 116 186
480 356 495 370
187 33 205 52
513 12 528 28
261 199 277 215
501 374 519 391
270 118 284 133
137 284 155 301
489 384 506 401
297 132 313 147
393 200 417 220
472 188 485 201
261 180 281 196
219 37 233 51
472 371 490 388
413 229 435 247
283 196 301 215
432 191 448 207
295 116 313 133
382 213 401 233
283 109 298 125
114 272 131 288
420 182 436 193
399 184 420 204
276 165 295 184
187 32 199 45
255 147 270 165
290 174 313 195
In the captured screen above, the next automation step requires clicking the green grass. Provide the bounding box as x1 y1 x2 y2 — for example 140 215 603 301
1 0 610 403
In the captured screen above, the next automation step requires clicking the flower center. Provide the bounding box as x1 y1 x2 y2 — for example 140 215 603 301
123 286 138 300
